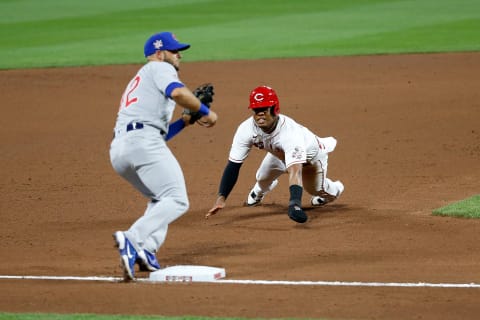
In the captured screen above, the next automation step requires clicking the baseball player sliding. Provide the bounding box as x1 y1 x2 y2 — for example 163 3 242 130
207 85 343 223
110 32 217 281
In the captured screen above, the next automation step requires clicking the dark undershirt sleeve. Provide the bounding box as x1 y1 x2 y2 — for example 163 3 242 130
218 160 243 199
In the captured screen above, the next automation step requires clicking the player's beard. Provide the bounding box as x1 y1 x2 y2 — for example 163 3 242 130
170 61 179 71
166 59 179 71
162 52 180 71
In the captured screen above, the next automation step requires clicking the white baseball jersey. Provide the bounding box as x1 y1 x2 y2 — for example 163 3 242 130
115 61 182 134
228 114 335 168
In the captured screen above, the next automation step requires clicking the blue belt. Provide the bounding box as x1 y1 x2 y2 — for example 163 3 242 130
126 122 144 131
116 122 165 137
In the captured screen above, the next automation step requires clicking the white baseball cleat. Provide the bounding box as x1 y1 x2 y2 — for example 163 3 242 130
246 189 264 206
311 181 344 207
336 180 345 196
246 180 278 206
311 196 328 206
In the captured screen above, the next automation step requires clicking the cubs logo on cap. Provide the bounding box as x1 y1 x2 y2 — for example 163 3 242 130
144 32 191 57
153 40 163 50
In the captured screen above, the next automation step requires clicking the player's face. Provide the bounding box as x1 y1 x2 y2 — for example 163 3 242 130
163 50 182 71
252 107 277 133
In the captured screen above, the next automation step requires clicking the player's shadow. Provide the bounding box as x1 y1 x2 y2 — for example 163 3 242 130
211 202 353 227
303 203 353 221
238 203 286 219
210 203 287 226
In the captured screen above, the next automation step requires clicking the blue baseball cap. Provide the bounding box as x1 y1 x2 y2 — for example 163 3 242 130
144 32 190 57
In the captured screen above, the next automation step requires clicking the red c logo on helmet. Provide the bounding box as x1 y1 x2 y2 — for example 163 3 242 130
248 86 280 115
254 93 264 102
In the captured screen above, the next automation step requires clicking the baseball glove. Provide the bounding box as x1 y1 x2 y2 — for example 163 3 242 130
183 83 215 124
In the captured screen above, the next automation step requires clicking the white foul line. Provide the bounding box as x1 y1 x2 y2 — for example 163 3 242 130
217 279 480 288
1 275 480 288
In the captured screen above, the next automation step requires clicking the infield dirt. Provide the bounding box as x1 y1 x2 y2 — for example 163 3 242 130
1 52 480 320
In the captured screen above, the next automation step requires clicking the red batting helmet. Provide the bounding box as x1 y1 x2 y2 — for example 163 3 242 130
248 86 280 115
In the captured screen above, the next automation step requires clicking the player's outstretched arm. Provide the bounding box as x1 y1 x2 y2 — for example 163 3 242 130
205 160 243 218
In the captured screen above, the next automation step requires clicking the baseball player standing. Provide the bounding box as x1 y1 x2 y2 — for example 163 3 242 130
110 32 218 281
206 85 343 223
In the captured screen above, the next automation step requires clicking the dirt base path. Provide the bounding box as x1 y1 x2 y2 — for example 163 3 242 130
1 52 479 319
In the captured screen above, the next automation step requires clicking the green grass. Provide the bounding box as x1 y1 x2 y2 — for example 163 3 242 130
432 195 480 218
1 0 479 69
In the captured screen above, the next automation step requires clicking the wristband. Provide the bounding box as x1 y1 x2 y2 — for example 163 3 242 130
198 103 210 116
289 185 303 207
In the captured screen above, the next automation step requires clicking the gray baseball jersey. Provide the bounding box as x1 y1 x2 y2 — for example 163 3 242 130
114 61 181 134
110 60 188 254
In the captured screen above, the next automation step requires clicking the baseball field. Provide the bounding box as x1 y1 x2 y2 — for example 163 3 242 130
1 1 480 319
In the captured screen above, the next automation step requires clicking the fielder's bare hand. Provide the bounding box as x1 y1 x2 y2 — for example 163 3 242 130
206 195 226 218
